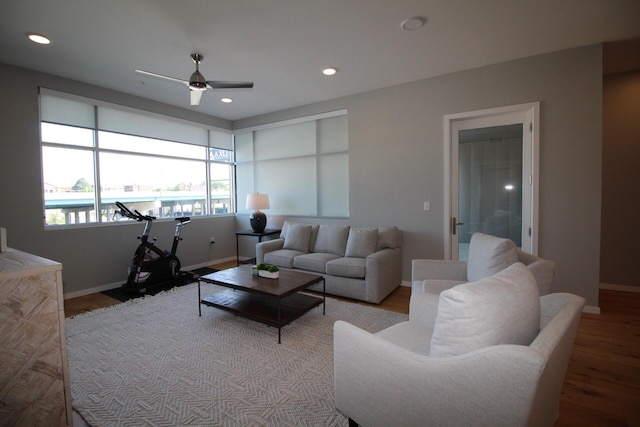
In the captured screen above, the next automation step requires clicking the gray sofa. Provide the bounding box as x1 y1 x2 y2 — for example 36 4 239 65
255 221 402 303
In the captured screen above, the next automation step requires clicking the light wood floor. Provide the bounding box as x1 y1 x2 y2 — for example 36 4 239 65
64 262 640 426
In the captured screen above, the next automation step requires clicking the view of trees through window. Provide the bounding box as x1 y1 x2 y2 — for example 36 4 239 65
41 122 234 226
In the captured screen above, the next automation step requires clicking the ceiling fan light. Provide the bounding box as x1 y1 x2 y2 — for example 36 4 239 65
190 89 204 106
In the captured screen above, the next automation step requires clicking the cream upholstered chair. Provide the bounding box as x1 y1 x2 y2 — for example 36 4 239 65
412 232 556 296
334 263 585 427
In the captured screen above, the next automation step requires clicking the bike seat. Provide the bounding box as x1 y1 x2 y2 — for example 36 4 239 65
175 217 191 223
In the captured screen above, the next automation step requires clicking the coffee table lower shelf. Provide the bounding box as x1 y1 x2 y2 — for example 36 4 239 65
200 289 323 343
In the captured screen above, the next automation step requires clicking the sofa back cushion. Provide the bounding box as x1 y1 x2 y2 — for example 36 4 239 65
313 225 350 256
429 262 541 357
345 227 378 258
466 232 518 282
282 223 312 253
279 222 289 239
376 226 401 250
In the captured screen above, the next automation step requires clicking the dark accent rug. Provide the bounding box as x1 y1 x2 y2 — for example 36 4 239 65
101 267 218 302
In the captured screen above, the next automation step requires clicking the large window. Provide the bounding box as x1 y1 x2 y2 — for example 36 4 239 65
40 89 234 226
235 111 348 217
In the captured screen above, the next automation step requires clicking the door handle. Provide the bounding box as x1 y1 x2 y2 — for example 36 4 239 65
451 217 464 235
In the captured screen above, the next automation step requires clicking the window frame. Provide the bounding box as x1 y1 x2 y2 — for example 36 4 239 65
39 89 236 228
234 110 349 218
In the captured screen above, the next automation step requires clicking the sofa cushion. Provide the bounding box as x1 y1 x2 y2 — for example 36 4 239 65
429 262 541 357
294 252 341 273
377 226 401 250
326 257 366 279
466 232 518 282
283 222 312 252
279 221 290 238
264 249 305 268
345 227 378 258
309 224 320 251
313 225 350 256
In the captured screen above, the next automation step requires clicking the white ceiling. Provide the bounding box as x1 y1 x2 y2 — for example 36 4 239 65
1 0 639 121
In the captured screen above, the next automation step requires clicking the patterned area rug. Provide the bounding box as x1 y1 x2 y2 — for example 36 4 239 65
66 282 407 426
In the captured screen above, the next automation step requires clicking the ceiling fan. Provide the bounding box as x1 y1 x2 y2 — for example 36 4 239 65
135 53 254 106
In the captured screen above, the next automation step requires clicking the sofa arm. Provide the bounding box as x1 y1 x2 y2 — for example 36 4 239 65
408 290 439 328
365 247 402 304
411 259 467 283
527 260 555 296
334 321 544 427
255 238 284 264
517 250 556 295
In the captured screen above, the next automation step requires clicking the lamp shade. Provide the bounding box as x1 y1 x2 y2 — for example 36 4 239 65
246 193 270 211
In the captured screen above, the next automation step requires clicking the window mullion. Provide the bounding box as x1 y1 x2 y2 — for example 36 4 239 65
206 129 212 215
93 105 103 223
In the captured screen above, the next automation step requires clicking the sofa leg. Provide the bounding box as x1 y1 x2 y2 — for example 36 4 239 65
348 418 359 427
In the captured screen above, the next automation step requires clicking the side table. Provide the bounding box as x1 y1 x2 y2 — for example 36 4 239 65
235 229 282 265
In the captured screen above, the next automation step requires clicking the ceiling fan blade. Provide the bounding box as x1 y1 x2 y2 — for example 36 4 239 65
206 81 254 89
137 54 253 108
190 89 204 106
135 69 189 86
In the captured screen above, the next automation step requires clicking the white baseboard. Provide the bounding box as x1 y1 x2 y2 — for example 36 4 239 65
583 305 601 315
64 281 123 300
63 257 236 300
600 283 640 293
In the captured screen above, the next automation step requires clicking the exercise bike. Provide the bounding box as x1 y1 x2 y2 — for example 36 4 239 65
116 201 192 294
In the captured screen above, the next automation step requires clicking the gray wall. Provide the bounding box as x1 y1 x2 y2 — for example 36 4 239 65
235 44 603 307
0 44 603 306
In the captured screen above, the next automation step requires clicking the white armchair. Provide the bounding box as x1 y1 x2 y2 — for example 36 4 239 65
412 233 556 296
334 263 584 427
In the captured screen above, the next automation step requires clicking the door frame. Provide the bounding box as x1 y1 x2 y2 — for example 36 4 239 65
443 102 540 260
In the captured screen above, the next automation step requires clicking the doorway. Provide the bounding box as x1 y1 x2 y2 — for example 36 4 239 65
444 103 540 260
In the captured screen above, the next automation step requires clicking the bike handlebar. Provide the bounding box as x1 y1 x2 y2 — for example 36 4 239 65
116 201 189 225
116 201 156 222
134 209 156 221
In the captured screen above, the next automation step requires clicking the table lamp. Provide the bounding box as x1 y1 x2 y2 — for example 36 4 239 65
246 193 270 233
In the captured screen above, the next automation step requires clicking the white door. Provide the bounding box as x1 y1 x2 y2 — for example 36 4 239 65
444 103 539 260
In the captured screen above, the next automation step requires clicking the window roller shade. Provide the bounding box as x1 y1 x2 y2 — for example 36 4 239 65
39 88 231 149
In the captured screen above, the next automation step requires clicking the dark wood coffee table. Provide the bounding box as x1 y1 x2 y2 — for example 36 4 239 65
198 266 325 343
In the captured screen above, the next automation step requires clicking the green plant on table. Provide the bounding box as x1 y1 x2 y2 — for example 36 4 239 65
257 263 279 272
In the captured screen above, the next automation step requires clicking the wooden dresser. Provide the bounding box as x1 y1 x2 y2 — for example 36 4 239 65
0 248 72 426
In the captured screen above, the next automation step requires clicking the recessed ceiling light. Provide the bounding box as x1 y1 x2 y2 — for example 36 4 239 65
322 68 337 76
26 32 51 45
221 97 233 103
401 16 427 31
